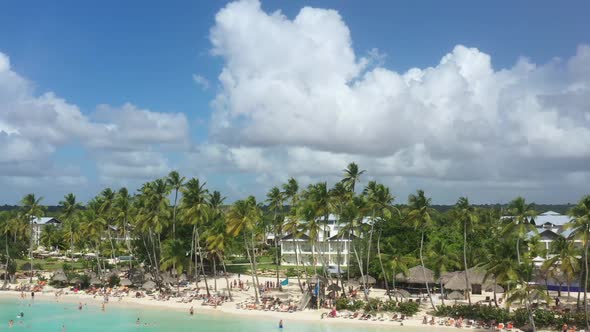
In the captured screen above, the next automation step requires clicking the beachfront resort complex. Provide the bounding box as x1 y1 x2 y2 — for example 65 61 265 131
1 0 589 331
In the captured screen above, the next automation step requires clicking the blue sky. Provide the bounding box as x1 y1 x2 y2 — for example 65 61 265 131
1 0 589 205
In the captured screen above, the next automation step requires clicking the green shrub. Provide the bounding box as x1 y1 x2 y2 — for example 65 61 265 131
397 301 420 316
108 274 120 287
382 300 398 312
364 298 382 312
20 262 43 271
335 298 349 310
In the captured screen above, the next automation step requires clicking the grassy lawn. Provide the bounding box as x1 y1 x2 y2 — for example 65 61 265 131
15 258 87 272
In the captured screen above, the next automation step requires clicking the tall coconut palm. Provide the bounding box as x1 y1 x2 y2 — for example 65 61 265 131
266 186 285 286
21 194 45 283
114 188 133 267
227 196 262 303
99 188 118 261
341 162 365 193
363 181 396 293
505 264 552 332
329 182 352 294
385 252 413 301
206 208 234 301
180 178 210 294
454 197 479 305
565 195 590 330
283 215 305 293
542 236 579 300
503 197 537 265
406 190 436 310
428 238 460 306
166 171 185 239
59 193 81 259
305 182 332 274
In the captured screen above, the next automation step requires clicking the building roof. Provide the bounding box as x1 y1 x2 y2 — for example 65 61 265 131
281 233 310 241
532 211 571 227
32 217 61 225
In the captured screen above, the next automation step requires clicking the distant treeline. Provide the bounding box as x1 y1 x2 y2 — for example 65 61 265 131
0 203 576 215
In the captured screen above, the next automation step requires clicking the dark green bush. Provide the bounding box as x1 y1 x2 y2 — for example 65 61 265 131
397 301 420 316
108 274 120 287
364 298 382 312
382 300 398 312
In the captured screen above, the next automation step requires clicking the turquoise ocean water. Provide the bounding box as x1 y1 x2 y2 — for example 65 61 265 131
0 297 435 332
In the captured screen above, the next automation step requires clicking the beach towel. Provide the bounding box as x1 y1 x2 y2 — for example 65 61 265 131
280 278 289 286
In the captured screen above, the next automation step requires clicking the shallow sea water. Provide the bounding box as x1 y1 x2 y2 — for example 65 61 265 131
0 297 441 332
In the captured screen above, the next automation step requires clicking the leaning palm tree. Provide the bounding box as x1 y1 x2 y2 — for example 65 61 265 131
20 193 45 283
406 189 436 310
166 171 186 239
227 196 262 303
565 195 590 331
505 264 552 332
454 196 479 305
206 212 234 301
503 197 537 265
428 238 460 306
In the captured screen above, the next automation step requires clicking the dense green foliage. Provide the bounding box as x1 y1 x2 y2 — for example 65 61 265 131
1 163 589 331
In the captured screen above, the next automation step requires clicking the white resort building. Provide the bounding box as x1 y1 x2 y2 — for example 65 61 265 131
279 214 364 270
31 217 61 246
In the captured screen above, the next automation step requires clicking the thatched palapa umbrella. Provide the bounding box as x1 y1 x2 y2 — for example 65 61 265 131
395 266 435 284
142 280 156 290
358 275 376 285
120 278 132 286
447 291 464 302
327 284 341 292
391 289 411 299
52 273 68 283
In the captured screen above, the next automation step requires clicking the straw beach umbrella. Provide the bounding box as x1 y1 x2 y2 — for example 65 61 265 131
327 284 342 292
120 278 132 286
90 277 102 285
142 280 156 290
395 266 435 284
52 272 68 283
448 291 464 302
392 289 411 299
358 275 376 285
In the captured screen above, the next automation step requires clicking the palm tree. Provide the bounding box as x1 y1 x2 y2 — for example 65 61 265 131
385 252 413 301
329 182 352 293
21 193 45 283
206 205 234 301
454 196 479 305
341 162 365 193
542 236 579 300
180 178 210 294
227 196 262 303
283 214 305 293
99 188 118 261
114 188 133 267
505 264 552 332
59 193 81 259
503 197 537 265
166 171 186 239
428 238 460 305
266 186 285 286
406 190 436 310
565 195 590 330
160 238 189 290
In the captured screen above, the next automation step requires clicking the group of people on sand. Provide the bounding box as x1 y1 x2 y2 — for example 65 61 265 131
231 279 249 290
562 323 579 332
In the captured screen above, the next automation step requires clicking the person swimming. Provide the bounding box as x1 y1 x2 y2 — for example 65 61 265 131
136 318 140 325
279 320 283 328
17 312 24 318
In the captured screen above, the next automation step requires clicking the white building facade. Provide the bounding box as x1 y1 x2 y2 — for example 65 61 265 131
31 217 61 246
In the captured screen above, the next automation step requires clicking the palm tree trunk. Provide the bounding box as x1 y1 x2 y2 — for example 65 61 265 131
584 241 589 331
440 279 445 305
172 189 178 239
525 294 536 332
463 221 472 305
351 237 369 302
291 238 304 293
250 233 261 293
337 234 346 297
366 212 375 276
420 231 436 310
213 256 217 291
516 238 521 265
493 278 498 308
244 236 259 303
195 227 210 296
221 257 233 301
376 228 390 300
3 233 10 289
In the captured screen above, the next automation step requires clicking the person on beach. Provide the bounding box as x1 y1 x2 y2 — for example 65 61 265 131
278 320 283 328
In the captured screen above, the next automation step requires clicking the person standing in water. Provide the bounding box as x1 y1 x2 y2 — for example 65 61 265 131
189 306 194 315
279 320 283 328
